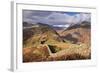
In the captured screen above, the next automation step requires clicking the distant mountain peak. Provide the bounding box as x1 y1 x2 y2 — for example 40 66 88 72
65 21 91 30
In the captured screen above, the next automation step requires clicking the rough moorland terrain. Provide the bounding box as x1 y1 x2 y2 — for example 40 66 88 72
23 22 91 62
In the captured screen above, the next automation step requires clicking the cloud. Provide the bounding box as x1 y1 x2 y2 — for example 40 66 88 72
80 13 91 22
23 10 91 27
45 12 70 23
41 12 91 25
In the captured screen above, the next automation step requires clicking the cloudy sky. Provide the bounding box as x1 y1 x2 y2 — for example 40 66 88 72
23 10 91 28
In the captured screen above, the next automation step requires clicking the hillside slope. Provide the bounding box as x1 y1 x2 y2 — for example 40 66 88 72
23 23 63 48
61 21 91 46
23 21 91 62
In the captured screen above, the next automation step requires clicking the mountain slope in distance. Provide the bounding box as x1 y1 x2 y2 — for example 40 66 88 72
61 21 91 46
23 22 63 48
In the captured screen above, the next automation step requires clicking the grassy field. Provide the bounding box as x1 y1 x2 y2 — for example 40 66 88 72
23 41 90 62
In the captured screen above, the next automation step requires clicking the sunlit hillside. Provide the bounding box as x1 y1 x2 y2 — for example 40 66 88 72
23 21 91 62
